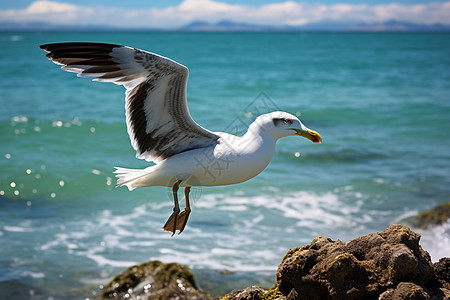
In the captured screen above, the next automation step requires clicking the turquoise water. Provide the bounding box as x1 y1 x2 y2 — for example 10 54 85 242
1 32 450 298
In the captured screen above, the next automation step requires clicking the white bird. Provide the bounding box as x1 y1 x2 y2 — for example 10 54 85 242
39 42 322 235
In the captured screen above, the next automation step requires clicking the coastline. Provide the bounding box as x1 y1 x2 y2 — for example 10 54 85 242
98 201 450 299
98 224 450 299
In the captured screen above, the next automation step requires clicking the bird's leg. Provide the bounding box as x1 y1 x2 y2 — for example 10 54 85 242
163 180 182 236
176 187 191 234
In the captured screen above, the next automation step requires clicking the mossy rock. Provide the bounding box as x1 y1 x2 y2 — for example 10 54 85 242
414 202 450 228
263 286 283 300
221 285 283 300
99 260 214 300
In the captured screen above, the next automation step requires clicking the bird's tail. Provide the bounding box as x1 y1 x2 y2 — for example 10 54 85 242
114 166 156 191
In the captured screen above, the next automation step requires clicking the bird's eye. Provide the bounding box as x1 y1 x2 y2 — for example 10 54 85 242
284 118 293 125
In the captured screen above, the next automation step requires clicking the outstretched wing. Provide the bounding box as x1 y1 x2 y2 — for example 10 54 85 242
40 42 219 163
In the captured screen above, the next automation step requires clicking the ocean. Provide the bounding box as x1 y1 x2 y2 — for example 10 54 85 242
1 31 449 298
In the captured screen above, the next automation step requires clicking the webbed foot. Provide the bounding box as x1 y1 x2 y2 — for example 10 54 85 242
163 207 180 236
175 209 191 234
163 183 192 236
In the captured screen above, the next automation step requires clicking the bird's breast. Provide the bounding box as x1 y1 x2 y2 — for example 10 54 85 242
183 135 276 186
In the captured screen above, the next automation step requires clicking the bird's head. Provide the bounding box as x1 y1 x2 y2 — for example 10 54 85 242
253 111 322 143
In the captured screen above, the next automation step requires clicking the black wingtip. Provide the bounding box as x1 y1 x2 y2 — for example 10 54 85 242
39 44 50 51
38 42 121 51
38 42 122 61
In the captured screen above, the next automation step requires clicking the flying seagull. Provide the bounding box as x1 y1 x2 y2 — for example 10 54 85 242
39 42 322 235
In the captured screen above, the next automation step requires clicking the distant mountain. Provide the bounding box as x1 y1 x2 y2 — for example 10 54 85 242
348 20 450 32
181 20 276 32
181 20 450 32
1 20 449 32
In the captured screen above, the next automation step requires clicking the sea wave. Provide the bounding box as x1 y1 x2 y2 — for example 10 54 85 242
417 220 450 262
27 189 394 274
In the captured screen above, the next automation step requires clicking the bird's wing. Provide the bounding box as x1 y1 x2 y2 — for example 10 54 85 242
40 42 219 163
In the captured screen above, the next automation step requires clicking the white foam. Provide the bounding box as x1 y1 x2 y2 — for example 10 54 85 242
417 220 450 262
3 226 33 232
85 252 138 267
22 271 45 279
156 245 280 273
40 233 70 251
197 190 362 231
127 241 156 247
218 205 248 211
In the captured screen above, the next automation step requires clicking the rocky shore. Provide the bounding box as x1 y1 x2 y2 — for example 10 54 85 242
99 260 214 299
99 224 449 300
413 202 450 229
273 224 449 300
98 200 450 300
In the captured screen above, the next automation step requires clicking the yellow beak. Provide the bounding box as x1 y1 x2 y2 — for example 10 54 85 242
295 129 322 143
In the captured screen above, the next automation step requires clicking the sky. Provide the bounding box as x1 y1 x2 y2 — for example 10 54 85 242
1 0 449 28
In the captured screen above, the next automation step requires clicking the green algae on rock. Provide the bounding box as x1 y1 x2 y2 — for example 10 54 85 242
99 260 214 300
414 202 450 228
221 285 283 300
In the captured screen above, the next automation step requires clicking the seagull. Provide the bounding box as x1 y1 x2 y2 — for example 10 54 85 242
39 42 322 235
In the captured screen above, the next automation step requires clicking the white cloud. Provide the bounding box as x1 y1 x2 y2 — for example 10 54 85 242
1 0 93 24
178 0 243 13
1 0 449 28
26 1 79 14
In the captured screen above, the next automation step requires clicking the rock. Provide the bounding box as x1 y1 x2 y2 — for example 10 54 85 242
276 224 448 300
379 282 430 300
430 258 450 300
99 260 214 300
434 258 450 286
413 202 450 228
221 285 284 300
221 285 266 300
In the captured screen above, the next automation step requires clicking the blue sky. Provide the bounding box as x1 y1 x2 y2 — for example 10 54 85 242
1 0 449 28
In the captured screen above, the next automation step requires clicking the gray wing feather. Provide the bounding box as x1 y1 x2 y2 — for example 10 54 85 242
40 42 219 163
